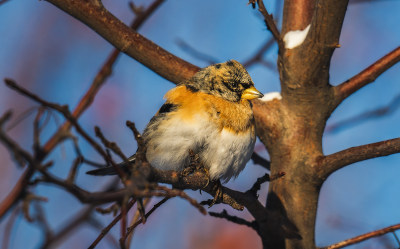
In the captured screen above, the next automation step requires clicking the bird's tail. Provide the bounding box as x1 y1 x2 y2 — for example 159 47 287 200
86 155 135 176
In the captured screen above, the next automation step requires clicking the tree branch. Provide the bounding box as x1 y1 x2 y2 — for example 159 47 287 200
326 92 400 133
0 0 11 6
249 0 283 50
121 197 169 245
319 223 400 249
209 209 257 229
45 0 200 84
334 46 400 105
243 38 275 68
251 151 271 170
319 137 400 178
88 199 136 249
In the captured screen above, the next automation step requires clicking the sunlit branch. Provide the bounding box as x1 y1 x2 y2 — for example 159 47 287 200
45 0 200 84
319 223 400 249
334 46 400 105
319 137 400 178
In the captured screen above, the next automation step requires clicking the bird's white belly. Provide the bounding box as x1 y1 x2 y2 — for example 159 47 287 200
145 113 217 172
146 112 255 182
201 128 255 181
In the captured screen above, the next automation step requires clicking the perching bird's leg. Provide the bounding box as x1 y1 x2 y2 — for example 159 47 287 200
209 179 223 207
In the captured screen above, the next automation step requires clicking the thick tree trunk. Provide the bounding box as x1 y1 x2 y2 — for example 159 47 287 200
252 1 349 248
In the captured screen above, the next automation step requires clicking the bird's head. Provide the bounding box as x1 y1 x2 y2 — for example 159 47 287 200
185 60 263 102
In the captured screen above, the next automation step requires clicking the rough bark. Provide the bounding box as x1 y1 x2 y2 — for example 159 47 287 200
253 0 349 248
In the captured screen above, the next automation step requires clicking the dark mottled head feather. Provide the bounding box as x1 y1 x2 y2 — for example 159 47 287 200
183 60 255 102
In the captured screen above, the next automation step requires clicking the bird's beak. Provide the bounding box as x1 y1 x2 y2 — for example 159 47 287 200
241 86 264 100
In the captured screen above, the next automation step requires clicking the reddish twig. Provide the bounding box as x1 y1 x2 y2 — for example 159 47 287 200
319 137 400 178
334 46 400 105
5 79 119 169
319 223 400 249
0 0 177 224
46 0 200 84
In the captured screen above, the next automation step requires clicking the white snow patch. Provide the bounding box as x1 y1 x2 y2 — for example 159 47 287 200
260 92 282 102
283 24 311 49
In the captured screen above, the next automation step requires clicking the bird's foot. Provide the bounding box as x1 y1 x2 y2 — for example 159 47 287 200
209 179 223 207
182 150 202 177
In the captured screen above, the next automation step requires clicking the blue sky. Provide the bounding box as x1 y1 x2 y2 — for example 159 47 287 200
0 0 400 248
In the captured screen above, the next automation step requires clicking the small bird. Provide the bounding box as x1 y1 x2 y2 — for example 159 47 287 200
87 60 263 182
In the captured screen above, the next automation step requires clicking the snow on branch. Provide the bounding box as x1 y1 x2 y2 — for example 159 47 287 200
283 24 311 49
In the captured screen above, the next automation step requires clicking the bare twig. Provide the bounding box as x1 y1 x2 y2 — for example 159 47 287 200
6 106 37 132
126 121 144 150
96 203 120 216
246 172 285 197
319 223 400 249
66 157 83 184
136 198 146 223
155 186 206 215
88 199 136 249
243 38 275 68
209 209 257 229
326 93 400 133
33 203 53 240
22 193 48 222
5 80 125 179
1 206 20 249
0 0 11 6
251 151 271 170
176 39 218 65
122 197 169 244
246 173 270 197
95 126 128 162
39 206 95 249
94 126 128 180
334 46 400 105
249 0 283 49
125 198 151 248
319 137 400 178
0 0 168 221
33 108 46 156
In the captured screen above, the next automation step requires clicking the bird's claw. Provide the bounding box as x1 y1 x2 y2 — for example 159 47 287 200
209 180 223 207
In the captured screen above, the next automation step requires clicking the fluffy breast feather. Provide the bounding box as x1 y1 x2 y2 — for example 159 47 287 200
145 85 256 181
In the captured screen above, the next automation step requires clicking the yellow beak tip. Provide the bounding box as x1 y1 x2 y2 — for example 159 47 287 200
242 87 264 100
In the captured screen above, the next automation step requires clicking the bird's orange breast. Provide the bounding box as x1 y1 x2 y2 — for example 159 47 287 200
164 85 254 134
